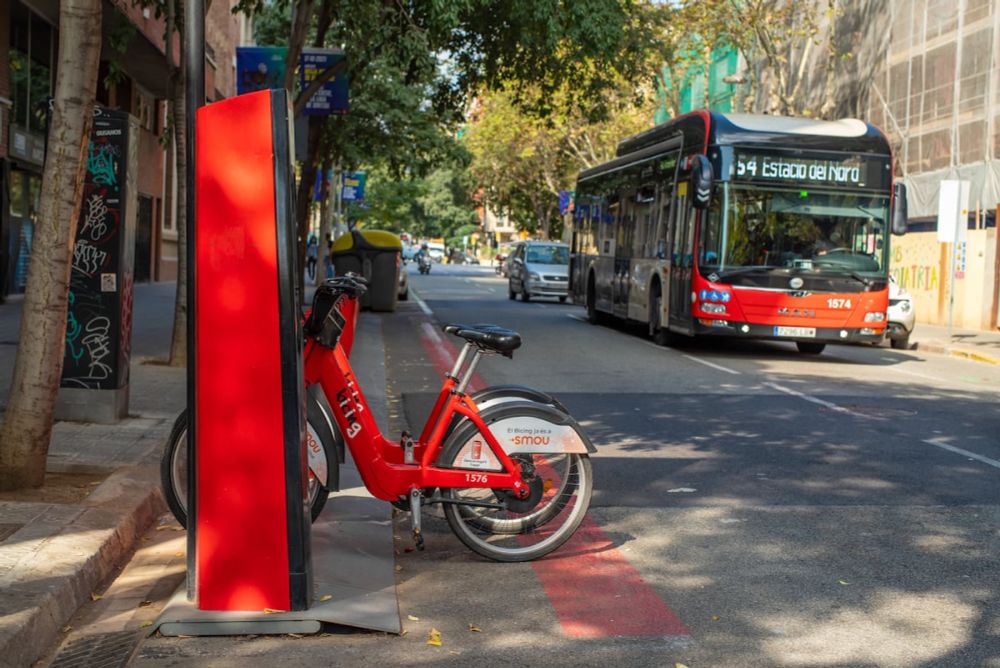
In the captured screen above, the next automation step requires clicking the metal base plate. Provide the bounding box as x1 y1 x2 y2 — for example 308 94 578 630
153 464 401 636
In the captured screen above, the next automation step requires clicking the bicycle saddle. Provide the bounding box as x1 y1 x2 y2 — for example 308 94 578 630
443 323 522 356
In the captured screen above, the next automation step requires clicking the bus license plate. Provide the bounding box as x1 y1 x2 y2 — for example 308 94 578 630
774 326 816 338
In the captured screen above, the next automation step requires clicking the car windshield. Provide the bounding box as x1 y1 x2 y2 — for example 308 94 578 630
526 245 569 264
700 184 890 278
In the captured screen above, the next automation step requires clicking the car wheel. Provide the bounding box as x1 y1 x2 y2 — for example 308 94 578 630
890 334 910 350
508 282 516 300
521 285 531 302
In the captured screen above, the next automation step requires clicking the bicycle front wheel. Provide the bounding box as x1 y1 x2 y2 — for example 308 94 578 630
440 448 593 562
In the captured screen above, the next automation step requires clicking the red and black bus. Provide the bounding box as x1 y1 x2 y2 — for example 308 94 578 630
568 111 907 354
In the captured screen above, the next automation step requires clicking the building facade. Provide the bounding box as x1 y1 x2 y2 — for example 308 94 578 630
0 0 242 297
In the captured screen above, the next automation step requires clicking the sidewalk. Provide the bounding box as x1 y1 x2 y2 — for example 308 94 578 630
0 283 185 668
0 282 997 667
910 321 1000 365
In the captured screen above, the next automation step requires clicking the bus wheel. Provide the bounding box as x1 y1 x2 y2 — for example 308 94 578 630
586 278 600 324
649 287 670 346
796 341 826 354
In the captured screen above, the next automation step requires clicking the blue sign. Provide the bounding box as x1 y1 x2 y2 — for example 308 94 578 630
301 48 349 116
558 190 574 215
236 46 288 95
341 172 366 201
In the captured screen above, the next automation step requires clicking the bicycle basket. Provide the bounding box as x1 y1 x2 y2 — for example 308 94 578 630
304 287 346 348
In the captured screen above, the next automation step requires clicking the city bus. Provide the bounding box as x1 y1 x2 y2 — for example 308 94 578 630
568 111 907 354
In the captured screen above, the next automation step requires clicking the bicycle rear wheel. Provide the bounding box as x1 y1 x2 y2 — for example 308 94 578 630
161 401 334 528
440 439 592 562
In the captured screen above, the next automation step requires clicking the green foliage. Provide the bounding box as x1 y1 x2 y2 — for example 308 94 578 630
103 10 137 91
350 166 478 242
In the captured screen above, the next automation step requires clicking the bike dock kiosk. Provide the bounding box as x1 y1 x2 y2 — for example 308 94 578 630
153 87 400 637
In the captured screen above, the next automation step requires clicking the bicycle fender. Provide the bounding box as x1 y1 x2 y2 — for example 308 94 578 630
442 401 596 472
470 385 568 414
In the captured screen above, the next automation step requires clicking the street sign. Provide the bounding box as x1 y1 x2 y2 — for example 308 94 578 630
936 179 970 243
341 171 366 201
236 46 287 95
300 48 348 115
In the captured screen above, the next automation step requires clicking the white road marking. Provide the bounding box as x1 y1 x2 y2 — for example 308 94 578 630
762 381 882 420
412 291 433 317
922 437 1000 471
885 364 1000 394
681 354 741 375
421 321 443 345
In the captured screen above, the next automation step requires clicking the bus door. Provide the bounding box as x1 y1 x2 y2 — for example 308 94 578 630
612 196 634 318
668 185 696 332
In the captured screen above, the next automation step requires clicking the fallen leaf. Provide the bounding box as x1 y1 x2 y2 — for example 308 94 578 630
90 593 102 601
394 565 403 573
138 600 153 608
404 547 415 553
61 626 72 633
140 621 153 628
468 624 482 632
712 615 720 621
173 551 184 558
400 629 408 637
676 664 690 668
263 608 285 615
407 615 420 621
838 580 851 586
288 633 304 639
427 628 442 646
319 595 333 602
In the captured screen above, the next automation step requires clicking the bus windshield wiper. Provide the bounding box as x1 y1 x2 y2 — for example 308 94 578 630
814 263 873 288
715 265 772 280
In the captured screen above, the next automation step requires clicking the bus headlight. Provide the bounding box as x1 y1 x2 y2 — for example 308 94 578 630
864 312 886 322
701 303 727 314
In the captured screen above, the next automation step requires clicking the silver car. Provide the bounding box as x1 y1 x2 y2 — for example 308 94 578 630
886 275 914 349
507 241 570 302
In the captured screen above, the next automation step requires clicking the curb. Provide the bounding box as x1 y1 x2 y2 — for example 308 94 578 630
916 341 1000 366
0 460 166 668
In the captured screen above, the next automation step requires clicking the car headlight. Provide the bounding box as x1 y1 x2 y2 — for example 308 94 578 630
529 272 541 281
899 301 911 313
864 312 886 322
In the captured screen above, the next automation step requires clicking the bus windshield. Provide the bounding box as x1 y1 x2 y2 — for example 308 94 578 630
700 184 890 279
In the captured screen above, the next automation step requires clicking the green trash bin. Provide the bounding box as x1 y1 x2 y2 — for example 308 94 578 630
330 229 402 312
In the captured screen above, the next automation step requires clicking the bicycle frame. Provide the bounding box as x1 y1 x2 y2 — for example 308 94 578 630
302 321 530 503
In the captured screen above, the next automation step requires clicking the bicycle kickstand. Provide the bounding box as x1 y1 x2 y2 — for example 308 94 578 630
409 488 425 551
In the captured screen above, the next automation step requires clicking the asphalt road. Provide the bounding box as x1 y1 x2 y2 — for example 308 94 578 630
110 264 1000 667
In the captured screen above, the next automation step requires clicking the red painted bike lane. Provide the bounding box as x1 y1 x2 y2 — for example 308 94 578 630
417 321 689 639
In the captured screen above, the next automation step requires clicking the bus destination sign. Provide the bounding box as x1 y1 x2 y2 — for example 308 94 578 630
733 151 889 189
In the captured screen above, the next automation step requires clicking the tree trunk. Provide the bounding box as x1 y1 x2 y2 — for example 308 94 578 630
0 0 103 490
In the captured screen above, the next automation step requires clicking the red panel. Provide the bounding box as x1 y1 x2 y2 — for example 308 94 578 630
195 90 290 611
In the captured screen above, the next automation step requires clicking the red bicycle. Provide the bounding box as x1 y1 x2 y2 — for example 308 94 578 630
304 275 595 561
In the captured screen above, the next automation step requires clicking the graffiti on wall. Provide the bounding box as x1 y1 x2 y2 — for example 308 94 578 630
890 239 940 292
62 108 132 390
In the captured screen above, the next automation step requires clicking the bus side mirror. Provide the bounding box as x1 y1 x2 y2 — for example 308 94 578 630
690 154 714 210
892 182 908 236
